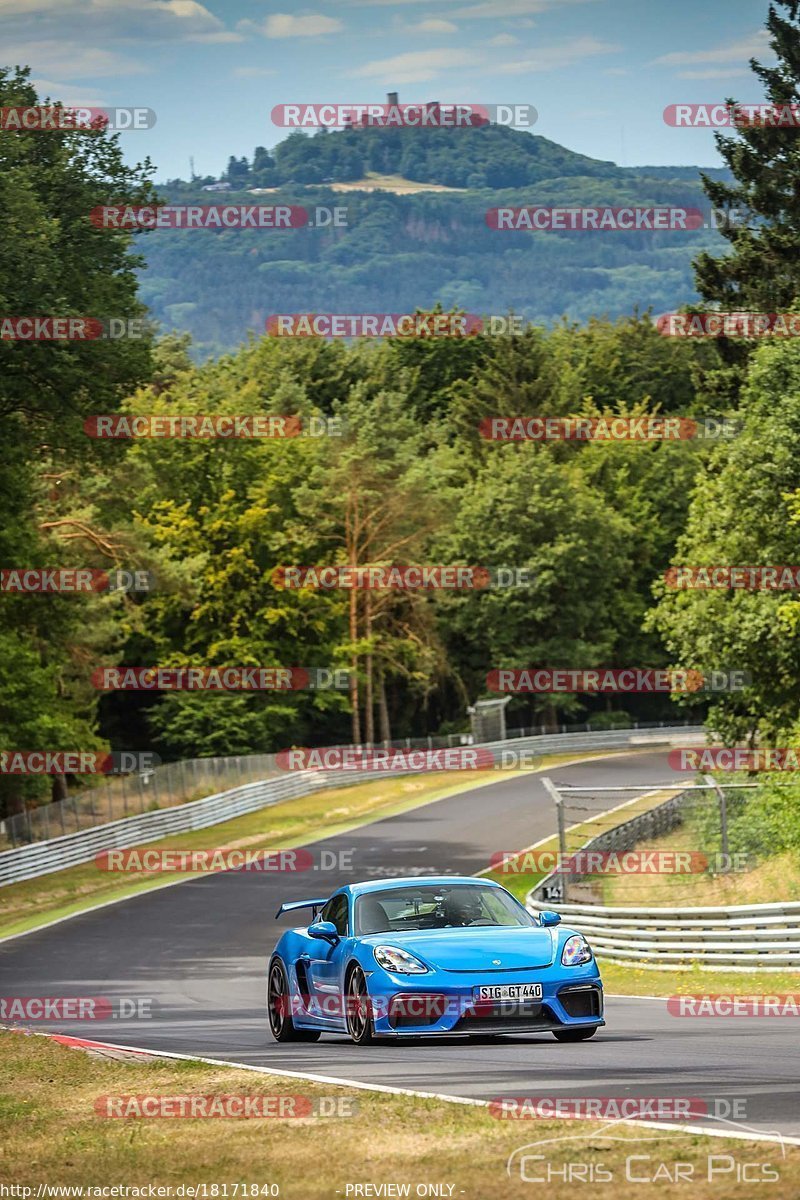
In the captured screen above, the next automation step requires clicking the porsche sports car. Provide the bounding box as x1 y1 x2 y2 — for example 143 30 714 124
267 875 604 1044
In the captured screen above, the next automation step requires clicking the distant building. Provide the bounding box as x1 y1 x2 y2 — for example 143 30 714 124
202 181 232 192
344 94 444 129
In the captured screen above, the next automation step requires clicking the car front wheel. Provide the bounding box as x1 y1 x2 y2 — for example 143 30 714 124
345 966 376 1045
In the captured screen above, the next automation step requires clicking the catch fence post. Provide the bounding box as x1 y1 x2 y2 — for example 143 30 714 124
542 776 568 904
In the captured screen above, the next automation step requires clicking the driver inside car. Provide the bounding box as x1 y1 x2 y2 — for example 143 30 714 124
443 891 484 926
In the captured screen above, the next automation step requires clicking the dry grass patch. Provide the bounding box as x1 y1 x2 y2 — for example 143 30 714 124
1 1031 797 1198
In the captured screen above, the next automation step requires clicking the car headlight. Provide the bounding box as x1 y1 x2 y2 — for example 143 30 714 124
561 934 593 966
373 945 429 974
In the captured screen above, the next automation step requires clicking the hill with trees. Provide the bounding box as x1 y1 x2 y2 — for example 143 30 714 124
143 123 733 358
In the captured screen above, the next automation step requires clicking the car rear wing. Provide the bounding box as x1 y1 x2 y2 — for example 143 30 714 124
275 897 329 920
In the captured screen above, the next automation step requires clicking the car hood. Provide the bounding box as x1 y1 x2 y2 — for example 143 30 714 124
364 926 556 971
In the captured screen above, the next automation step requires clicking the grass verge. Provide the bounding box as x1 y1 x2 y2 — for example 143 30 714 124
601 837 800 908
602 961 800 996
1 1031 797 1198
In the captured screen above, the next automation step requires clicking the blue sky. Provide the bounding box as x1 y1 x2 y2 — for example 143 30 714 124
2 0 772 179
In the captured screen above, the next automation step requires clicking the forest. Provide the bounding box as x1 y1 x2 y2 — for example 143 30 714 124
3 0 800 822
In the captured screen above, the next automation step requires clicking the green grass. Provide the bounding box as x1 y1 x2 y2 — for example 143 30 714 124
603 961 800 995
2 1031 797 1198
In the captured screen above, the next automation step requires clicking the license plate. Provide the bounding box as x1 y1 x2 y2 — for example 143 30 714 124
475 983 543 1003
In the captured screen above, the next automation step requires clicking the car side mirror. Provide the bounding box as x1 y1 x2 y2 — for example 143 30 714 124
539 910 561 927
308 919 339 943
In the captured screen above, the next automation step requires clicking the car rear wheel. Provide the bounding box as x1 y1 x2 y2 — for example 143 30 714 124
553 1026 597 1042
267 959 320 1042
345 966 376 1045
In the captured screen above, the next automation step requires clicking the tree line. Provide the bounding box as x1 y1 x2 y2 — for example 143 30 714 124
3 0 800 815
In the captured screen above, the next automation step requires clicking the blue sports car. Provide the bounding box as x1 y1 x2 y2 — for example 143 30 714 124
267 875 604 1044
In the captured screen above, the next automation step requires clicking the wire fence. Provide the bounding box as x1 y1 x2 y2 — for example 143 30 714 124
537 774 800 907
1 755 277 850
0 717 704 851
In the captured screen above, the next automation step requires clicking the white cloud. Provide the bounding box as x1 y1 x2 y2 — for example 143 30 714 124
256 13 344 37
0 0 234 41
232 66 277 78
652 30 771 69
29 76 107 106
499 36 621 74
339 0 593 9
676 67 753 80
3 39 148 78
452 0 596 16
489 34 521 46
351 47 480 83
405 18 458 33
0 0 68 9
190 30 245 43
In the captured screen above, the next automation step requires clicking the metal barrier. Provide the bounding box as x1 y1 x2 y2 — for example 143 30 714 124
0 724 700 887
0 718 703 849
527 897 800 971
526 778 800 970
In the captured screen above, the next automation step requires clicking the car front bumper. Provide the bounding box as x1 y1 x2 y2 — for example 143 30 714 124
367 962 604 1037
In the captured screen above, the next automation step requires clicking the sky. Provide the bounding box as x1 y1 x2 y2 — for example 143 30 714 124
1 0 774 180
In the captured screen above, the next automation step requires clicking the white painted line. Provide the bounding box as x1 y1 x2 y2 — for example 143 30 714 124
31 1029 800 1148
605 993 671 1000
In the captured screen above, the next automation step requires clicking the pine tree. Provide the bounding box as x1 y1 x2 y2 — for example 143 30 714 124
694 1 800 311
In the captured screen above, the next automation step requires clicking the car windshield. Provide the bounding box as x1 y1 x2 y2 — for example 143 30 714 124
354 884 535 935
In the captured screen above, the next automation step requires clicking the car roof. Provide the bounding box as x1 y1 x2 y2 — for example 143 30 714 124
342 876 502 897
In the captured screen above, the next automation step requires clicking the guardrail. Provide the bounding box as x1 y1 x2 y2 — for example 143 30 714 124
527 897 800 971
0 717 704 849
526 781 800 970
0 724 699 888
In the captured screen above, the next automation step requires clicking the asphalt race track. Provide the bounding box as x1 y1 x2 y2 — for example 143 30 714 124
2 749 798 1140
